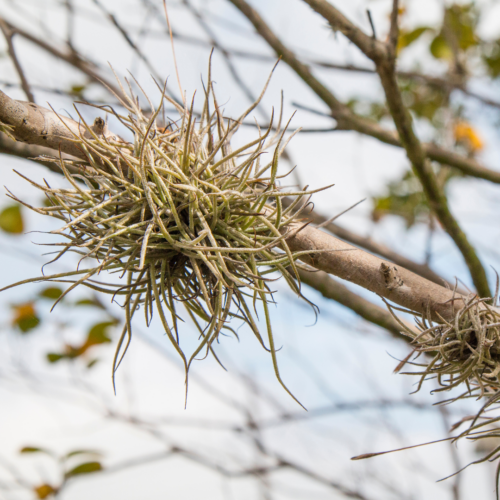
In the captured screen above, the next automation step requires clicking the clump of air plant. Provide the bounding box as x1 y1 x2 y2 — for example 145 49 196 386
2 69 327 405
396 292 500 400
355 293 500 484
378 289 500 482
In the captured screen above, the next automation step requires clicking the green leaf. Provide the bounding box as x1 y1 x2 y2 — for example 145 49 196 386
430 35 453 60
430 4 479 61
18 316 40 333
20 447 49 454
46 353 65 363
0 204 24 234
39 287 63 300
64 450 101 459
65 461 102 478
445 3 478 51
397 26 431 52
74 297 106 309
483 39 500 78
86 321 117 347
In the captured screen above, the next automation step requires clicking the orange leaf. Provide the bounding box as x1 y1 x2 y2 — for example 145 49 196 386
34 484 56 499
454 121 484 152
12 302 40 333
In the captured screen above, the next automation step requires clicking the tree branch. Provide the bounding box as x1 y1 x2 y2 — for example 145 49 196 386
300 0 491 298
225 0 500 185
0 19 35 103
298 268 417 337
0 89 121 160
287 224 467 323
300 202 457 289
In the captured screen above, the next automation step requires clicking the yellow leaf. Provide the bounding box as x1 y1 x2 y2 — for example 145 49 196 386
454 121 484 152
397 27 430 53
0 204 24 234
34 484 56 499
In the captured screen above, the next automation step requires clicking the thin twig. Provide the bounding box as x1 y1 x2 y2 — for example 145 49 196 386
0 19 34 103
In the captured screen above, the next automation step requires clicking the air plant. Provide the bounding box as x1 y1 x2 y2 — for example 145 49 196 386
399 291 500 400
2 67 329 405
377 289 500 484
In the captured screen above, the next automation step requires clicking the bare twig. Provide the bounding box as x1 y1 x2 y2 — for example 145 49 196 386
0 19 34 103
0 17 123 98
91 0 162 84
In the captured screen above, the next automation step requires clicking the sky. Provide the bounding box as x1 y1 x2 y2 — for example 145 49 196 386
0 0 500 499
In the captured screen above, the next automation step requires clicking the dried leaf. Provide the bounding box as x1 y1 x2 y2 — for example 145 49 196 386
34 484 56 499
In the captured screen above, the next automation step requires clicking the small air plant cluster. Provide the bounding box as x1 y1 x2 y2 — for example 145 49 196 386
356 293 500 480
388 289 500 474
398 292 500 399
3 70 325 404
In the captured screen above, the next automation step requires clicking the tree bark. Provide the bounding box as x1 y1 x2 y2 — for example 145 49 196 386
287 224 465 323
0 89 118 160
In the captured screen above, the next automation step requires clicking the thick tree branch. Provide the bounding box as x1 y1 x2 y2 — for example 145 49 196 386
301 203 456 289
225 0 500 185
0 89 118 160
287 224 466 323
298 268 417 337
300 0 491 298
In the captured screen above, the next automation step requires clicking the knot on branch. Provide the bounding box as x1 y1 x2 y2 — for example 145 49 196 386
380 262 404 290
